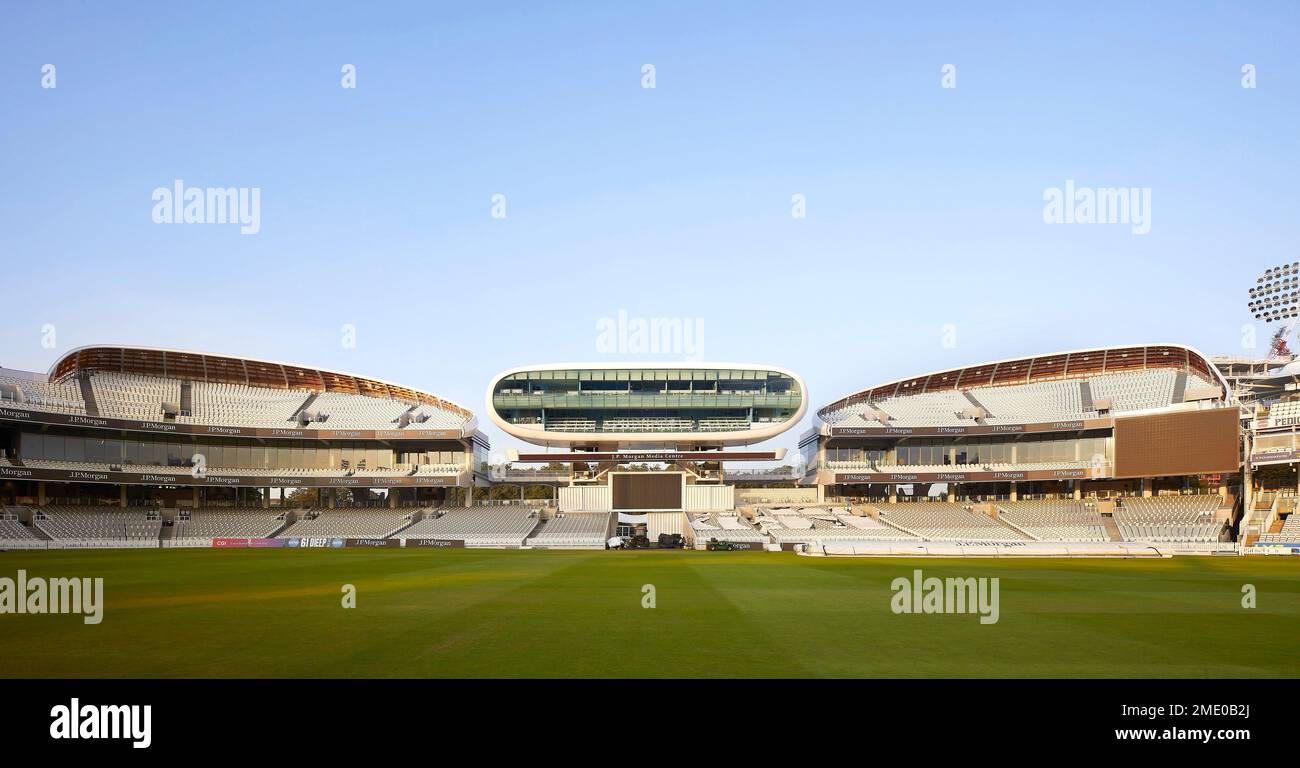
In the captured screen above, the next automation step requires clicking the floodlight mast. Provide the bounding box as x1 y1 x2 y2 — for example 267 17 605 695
1270 316 1300 358
1248 263 1300 359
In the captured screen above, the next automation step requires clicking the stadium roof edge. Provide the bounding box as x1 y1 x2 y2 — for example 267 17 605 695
816 343 1230 417
45 343 477 428
487 360 807 380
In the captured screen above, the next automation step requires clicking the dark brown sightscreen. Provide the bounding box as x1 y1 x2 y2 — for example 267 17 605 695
1112 408 1240 478
612 473 682 510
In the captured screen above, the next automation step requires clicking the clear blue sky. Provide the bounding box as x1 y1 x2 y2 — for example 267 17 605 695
2 2 1297 461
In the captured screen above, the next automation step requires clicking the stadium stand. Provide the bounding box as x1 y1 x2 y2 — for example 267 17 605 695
968 379 1087 425
3 456 423 479
4 349 473 432
9 457 189 474
90 371 181 421
414 463 466 475
1265 399 1300 425
1259 512 1300 543
1087 368 1177 414
178 381 311 428
876 505 1029 542
979 461 1097 472
0 373 86 414
603 417 697 433
305 392 414 429
868 389 972 427
1112 495 1224 542
542 417 597 433
526 512 611 548
689 514 768 545
0 344 1255 555
404 405 466 429
0 518 39 540
757 506 919 545
396 506 538 547
33 507 163 543
825 460 1095 472
277 509 413 539
0 512 43 549
172 508 287 543
995 500 1109 542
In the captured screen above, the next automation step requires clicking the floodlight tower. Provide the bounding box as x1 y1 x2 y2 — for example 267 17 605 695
1248 262 1300 358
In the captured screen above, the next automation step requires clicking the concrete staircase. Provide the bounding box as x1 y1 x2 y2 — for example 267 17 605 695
77 374 99 417
1079 381 1094 413
1171 371 1188 403
1101 515 1124 542
960 390 988 421
292 392 319 423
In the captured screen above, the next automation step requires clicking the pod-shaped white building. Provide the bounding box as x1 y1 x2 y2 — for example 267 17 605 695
486 363 808 449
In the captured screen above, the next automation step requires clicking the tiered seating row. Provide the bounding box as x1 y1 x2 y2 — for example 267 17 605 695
527 513 610 548
876 506 1028 542
9 457 464 478
173 508 286 541
1113 495 1224 542
33 507 162 541
0 519 39 540
0 374 85 414
178 380 310 428
278 510 413 539
397 506 538 547
995 499 1108 542
753 505 919 544
1259 513 1300 543
90 372 180 421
